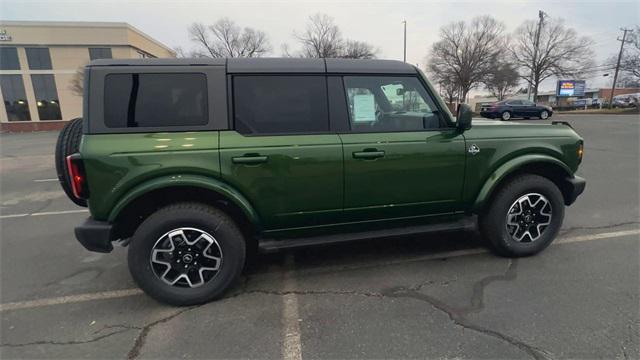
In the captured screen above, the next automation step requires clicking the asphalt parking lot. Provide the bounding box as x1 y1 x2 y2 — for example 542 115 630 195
1 114 638 359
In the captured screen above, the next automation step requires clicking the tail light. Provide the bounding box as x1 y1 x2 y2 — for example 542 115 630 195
66 154 89 199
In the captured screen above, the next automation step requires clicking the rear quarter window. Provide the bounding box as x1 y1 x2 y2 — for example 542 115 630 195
104 73 208 128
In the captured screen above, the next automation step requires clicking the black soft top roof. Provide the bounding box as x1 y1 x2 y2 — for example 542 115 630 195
88 57 417 74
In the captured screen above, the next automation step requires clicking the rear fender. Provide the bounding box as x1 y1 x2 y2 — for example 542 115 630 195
107 174 261 228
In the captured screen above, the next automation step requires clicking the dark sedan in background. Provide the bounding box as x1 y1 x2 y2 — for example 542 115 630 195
480 99 553 120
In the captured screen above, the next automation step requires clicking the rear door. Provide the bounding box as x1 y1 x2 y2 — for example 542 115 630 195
506 100 524 117
338 75 466 222
219 75 343 230
520 100 538 117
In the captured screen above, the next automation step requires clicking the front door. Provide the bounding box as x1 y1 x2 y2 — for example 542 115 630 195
220 75 343 230
339 76 466 222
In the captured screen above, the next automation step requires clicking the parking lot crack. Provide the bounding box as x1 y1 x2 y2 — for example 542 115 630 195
237 288 385 299
126 306 201 360
560 221 640 236
380 259 552 360
0 327 136 348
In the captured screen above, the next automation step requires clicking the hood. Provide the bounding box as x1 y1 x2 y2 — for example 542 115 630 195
472 119 528 126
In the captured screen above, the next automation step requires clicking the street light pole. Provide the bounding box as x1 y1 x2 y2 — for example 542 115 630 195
402 20 407 62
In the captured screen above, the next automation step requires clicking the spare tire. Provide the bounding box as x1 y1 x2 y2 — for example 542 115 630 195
55 118 87 207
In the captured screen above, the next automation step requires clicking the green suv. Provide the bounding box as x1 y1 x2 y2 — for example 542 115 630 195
56 58 585 305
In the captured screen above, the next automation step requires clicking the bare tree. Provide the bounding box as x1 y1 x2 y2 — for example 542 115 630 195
296 13 343 58
427 64 459 105
342 40 378 59
616 26 640 80
510 18 594 99
484 62 520 100
188 18 271 58
69 66 85 96
294 13 377 59
427 16 505 103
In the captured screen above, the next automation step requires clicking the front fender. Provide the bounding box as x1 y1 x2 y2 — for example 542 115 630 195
107 174 261 228
471 154 572 212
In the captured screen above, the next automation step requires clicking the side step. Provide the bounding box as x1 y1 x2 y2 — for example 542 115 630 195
258 217 476 253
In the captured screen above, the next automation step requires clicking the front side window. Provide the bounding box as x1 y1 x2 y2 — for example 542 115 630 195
344 76 441 132
0 75 31 121
0 47 20 70
233 76 329 135
89 48 112 60
25 48 52 70
31 74 62 120
104 73 208 128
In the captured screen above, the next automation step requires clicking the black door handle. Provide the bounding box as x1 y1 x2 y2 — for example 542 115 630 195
352 149 385 159
232 155 268 164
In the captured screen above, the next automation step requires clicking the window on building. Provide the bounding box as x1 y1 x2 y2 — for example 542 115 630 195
233 76 329 135
0 75 31 121
343 76 441 132
104 73 208 128
25 48 52 70
0 47 20 70
89 48 112 60
31 74 62 120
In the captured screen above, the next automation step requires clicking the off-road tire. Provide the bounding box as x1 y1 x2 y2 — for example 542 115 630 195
479 174 564 257
128 203 246 306
55 118 86 207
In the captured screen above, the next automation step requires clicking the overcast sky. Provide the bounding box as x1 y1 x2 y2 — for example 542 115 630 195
2 0 638 92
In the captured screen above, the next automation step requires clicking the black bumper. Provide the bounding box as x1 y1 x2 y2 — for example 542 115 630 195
75 218 114 253
564 175 586 205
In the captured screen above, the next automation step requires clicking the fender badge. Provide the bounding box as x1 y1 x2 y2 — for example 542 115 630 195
468 144 480 155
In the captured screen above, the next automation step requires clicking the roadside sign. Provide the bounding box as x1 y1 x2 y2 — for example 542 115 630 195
557 80 586 97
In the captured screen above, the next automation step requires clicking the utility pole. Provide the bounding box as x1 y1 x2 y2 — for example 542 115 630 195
527 10 546 101
609 28 633 108
402 20 407 62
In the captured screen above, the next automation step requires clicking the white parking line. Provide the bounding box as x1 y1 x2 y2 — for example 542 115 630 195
0 228 637 313
0 209 88 219
33 178 58 182
282 254 302 360
0 289 143 312
31 209 89 217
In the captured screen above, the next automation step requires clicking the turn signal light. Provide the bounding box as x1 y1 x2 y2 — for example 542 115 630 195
577 143 584 163
66 154 89 199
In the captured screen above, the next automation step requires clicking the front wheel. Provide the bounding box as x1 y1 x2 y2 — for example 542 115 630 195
128 203 246 306
479 174 564 257
539 110 549 119
500 111 512 121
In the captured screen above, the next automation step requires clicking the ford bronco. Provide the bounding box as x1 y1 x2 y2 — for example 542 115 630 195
56 58 585 305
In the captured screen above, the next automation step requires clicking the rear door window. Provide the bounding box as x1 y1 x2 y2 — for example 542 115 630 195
232 76 329 135
104 73 208 128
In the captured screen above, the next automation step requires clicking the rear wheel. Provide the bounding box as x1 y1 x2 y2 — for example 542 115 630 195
479 174 564 257
55 118 86 207
128 203 246 306
500 111 512 121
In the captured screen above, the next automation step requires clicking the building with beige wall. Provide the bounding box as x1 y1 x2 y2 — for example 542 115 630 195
0 21 175 132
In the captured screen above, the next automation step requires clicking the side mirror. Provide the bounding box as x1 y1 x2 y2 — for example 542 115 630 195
456 103 473 131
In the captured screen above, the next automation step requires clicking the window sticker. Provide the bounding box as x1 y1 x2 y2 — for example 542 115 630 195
353 94 376 122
